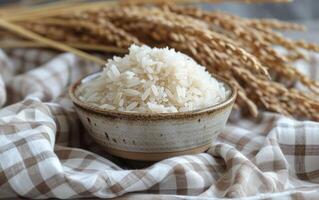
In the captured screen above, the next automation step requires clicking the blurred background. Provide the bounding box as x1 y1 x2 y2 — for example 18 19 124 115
0 0 318 42
0 0 318 21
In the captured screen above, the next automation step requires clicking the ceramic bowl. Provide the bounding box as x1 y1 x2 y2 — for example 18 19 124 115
69 72 237 161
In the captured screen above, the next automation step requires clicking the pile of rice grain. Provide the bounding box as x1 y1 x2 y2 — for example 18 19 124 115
76 44 229 113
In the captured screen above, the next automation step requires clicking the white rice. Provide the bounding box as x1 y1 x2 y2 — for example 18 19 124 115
76 44 230 113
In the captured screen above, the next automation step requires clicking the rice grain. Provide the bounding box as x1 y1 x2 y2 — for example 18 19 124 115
77 44 229 113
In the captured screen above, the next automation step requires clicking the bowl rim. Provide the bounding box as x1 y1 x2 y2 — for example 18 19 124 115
69 71 237 120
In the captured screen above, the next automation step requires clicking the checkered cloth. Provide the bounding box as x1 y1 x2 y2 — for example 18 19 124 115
1 48 319 200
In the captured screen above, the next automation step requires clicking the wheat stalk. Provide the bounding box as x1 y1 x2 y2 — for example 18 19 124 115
0 40 128 53
0 19 105 65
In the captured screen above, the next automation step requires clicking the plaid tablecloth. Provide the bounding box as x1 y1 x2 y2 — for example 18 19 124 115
0 48 319 200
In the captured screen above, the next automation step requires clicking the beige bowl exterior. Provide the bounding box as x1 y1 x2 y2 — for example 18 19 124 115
69 72 236 161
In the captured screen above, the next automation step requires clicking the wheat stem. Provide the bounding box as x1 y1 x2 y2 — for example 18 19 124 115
0 19 105 65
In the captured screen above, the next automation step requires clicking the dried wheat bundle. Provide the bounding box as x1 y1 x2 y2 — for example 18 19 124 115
1 2 319 120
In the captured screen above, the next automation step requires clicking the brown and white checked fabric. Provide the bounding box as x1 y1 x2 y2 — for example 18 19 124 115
0 48 319 200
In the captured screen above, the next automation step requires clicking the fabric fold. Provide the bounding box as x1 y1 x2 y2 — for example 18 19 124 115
0 48 319 199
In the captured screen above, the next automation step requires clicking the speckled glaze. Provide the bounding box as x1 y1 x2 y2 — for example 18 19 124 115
69 72 237 161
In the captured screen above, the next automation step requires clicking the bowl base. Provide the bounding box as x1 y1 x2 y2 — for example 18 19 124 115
104 143 211 161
